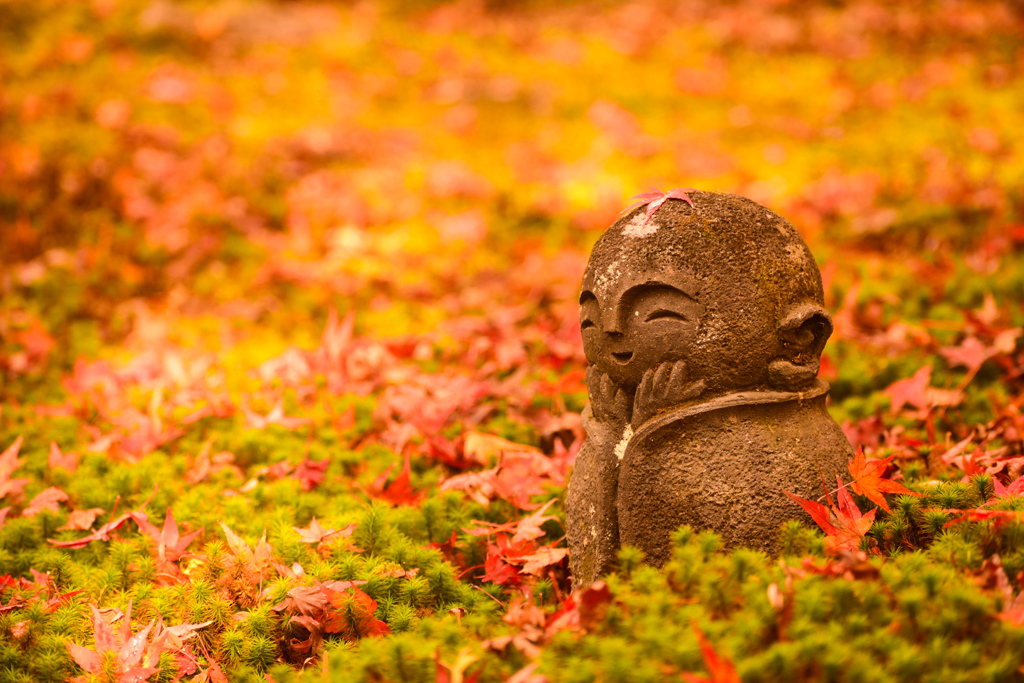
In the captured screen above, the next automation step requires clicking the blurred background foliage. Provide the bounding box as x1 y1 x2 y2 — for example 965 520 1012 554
2 1 1024 681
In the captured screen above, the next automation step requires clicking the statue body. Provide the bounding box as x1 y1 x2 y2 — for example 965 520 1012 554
566 191 853 589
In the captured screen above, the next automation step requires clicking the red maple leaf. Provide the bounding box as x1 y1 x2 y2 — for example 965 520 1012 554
66 602 164 683
49 512 133 549
320 584 390 640
0 436 29 501
292 457 329 491
48 490 155 549
991 476 1024 501
883 365 962 414
681 621 741 683
545 580 613 637
130 508 203 563
847 448 921 512
942 508 1023 530
939 336 993 376
360 452 422 506
622 187 696 226
883 365 932 413
482 545 521 586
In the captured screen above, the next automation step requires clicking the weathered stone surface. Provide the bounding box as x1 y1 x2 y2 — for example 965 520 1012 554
566 191 853 590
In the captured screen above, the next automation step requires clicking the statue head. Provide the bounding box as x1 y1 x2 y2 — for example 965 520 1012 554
580 191 832 394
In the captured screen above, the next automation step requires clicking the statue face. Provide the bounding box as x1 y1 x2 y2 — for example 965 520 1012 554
580 271 704 388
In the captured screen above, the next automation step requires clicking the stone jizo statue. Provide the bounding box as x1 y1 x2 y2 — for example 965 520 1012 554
566 190 853 589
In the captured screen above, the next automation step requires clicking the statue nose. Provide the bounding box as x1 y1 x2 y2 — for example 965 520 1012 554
604 329 624 339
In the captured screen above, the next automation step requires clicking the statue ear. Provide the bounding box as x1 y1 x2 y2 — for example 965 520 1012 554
768 303 833 391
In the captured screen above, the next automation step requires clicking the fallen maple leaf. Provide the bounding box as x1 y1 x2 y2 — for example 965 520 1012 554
785 477 876 554
23 487 69 517
49 489 156 549
0 436 29 501
884 366 932 413
293 517 354 545
462 431 523 465
273 585 328 617
360 452 422 506
544 580 613 637
482 545 521 585
131 508 203 562
49 513 133 549
997 592 1024 627
511 499 560 545
320 584 390 640
883 365 962 414
288 614 325 659
828 476 877 553
517 546 568 576
59 508 105 531
784 489 837 535
940 336 993 376
681 621 741 683
942 508 1023 530
847 448 921 512
991 476 1024 501
158 619 214 650
622 187 696 227
219 522 273 579
292 457 329 491
48 441 79 472
66 602 163 683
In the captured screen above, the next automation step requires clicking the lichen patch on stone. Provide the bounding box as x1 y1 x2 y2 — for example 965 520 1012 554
614 424 634 461
621 212 659 238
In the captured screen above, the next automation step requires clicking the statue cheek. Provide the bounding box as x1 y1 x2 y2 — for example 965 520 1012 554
581 334 600 364
642 325 696 361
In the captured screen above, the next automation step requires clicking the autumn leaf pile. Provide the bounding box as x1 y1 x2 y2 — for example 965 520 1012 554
2 1 1024 681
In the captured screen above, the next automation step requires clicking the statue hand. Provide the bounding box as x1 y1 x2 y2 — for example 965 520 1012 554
633 360 705 427
586 365 632 426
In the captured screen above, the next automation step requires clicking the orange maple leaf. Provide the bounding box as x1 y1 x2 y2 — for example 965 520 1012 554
292 517 354 545
48 442 80 472
219 522 274 581
847 448 921 512
321 585 390 640
681 621 741 683
785 476 876 554
23 487 69 517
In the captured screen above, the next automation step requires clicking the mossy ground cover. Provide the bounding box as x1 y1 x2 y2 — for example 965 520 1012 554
2 1 1024 681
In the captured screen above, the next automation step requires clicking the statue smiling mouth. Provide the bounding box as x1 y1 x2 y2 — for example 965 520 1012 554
612 351 633 363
